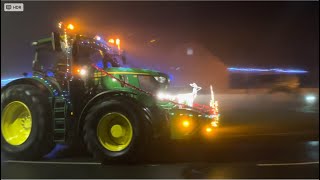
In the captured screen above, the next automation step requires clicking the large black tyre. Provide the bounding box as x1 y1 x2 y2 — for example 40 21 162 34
1 84 54 160
83 96 151 163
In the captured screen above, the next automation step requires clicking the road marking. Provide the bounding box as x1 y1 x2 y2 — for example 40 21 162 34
228 131 317 137
257 161 319 166
4 160 101 165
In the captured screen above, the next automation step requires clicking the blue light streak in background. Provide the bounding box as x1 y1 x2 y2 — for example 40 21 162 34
1 67 309 87
228 67 308 74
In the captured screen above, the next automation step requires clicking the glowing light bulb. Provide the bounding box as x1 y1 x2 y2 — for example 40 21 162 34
182 120 190 128
67 24 74 30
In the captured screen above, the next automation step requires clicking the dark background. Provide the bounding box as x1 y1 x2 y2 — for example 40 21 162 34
1 1 319 86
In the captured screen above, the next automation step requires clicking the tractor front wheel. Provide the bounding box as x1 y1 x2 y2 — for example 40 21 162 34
83 97 151 163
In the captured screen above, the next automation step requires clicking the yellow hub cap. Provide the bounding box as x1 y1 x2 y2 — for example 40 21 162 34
97 112 133 152
1 101 32 145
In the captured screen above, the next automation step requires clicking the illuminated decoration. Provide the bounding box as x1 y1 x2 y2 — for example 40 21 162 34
211 121 218 127
58 22 63 29
32 75 60 97
177 83 202 107
206 127 212 133
210 85 215 107
157 83 202 107
157 83 220 117
57 22 73 76
209 85 219 114
228 67 308 74
67 24 74 30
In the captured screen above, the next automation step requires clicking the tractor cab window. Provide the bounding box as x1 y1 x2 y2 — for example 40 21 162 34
73 39 121 68
73 42 105 68
33 42 66 76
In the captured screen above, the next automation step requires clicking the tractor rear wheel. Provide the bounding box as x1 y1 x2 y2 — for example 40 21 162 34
83 96 151 163
1 84 54 160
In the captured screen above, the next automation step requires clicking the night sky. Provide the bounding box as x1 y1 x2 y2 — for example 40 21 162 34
1 1 319 85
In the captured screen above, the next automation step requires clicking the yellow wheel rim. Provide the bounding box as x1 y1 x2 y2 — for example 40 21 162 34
97 112 133 152
1 101 32 145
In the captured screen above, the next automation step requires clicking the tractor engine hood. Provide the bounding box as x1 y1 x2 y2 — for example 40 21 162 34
93 66 170 95
105 67 169 78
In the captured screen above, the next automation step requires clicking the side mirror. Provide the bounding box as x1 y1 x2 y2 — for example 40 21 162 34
51 32 62 52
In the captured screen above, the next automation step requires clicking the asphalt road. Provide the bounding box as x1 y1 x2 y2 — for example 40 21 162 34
1 94 319 179
1 139 319 179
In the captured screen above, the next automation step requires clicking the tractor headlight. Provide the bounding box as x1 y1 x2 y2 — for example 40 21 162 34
79 69 87 76
305 94 317 104
154 76 167 83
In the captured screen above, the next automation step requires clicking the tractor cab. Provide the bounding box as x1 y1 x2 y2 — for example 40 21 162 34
31 26 169 96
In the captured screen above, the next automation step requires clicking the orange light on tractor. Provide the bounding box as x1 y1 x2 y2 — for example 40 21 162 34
67 24 74 30
108 39 115 44
202 125 215 139
182 120 190 128
115 38 121 52
75 68 87 76
73 66 87 76
115 38 120 45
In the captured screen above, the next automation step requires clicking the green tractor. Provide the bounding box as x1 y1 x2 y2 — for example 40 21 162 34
1 23 219 162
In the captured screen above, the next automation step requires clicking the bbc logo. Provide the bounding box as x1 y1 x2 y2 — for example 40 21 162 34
4 3 24 12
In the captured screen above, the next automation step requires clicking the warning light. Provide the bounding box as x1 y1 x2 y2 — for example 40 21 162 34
108 39 115 44
206 127 212 133
115 38 120 45
67 24 74 30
